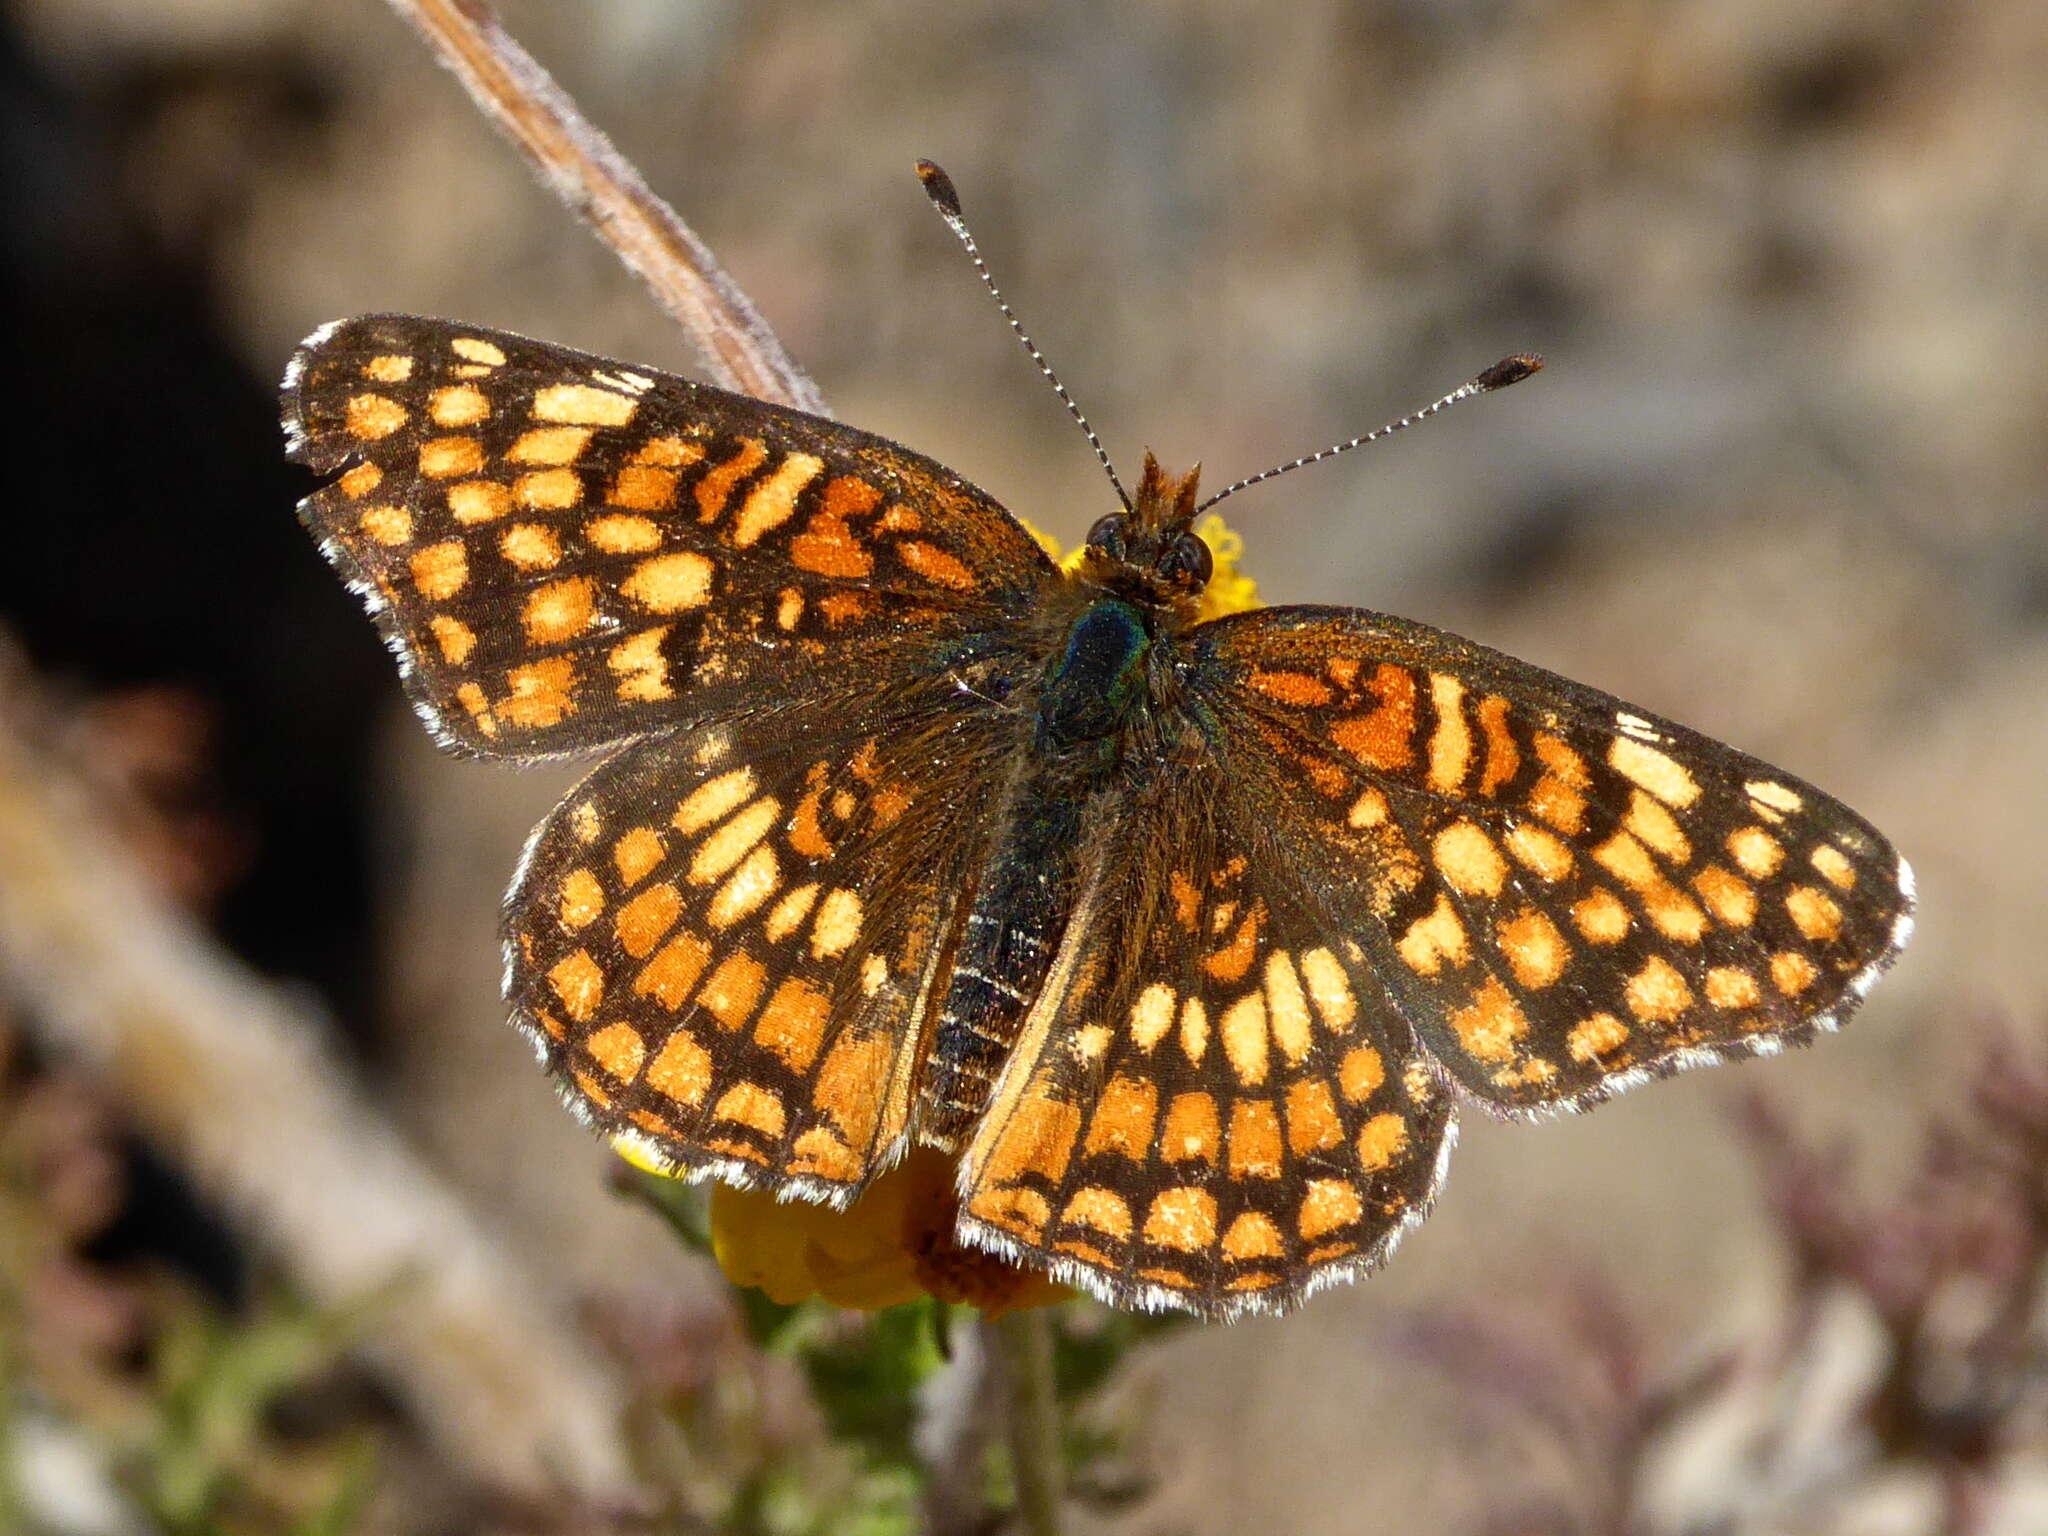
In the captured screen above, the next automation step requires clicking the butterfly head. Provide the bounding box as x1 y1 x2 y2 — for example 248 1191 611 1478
1075 452 1212 614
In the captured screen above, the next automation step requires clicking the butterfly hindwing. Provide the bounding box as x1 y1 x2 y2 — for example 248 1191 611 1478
1181 605 1914 1113
284 315 1056 758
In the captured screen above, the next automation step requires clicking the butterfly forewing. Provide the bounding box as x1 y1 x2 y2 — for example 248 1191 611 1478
1181 605 1913 1113
284 315 1055 758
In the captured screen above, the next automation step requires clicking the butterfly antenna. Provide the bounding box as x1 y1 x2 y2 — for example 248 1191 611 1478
1196 354 1545 513
916 159 1131 512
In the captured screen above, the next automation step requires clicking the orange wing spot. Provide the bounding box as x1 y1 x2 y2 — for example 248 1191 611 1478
877 505 921 533
345 393 407 439
1160 1092 1220 1165
514 468 583 510
730 452 824 547
569 803 601 842
1747 780 1804 815
430 615 476 664
455 683 495 733
1265 953 1313 1065
776 589 804 630
709 845 780 928
614 882 682 959
897 539 977 590
1397 895 1469 977
1178 995 1210 1065
1727 825 1784 878
809 888 864 959
362 353 413 383
1128 982 1176 1051
609 626 673 703
1083 1075 1158 1161
968 1185 1052 1238
409 540 467 599
698 949 767 1031
790 509 876 578
338 462 383 499
522 576 596 645
1202 902 1263 983
635 933 710 1009
585 1022 646 1082
689 798 779 884
499 522 561 572
1476 695 1520 796
1625 789 1692 864
1222 1211 1285 1262
1433 821 1508 898
1248 668 1335 707
1299 1178 1363 1240
450 480 512 524
1338 1045 1385 1102
818 591 871 626
1533 732 1591 786
500 656 577 730
631 435 706 468
1568 1013 1630 1063
763 882 820 943
694 438 769 521
1811 845 1857 890
673 767 756 835
1572 888 1631 944
572 1071 611 1109
1356 1112 1409 1173
429 383 488 427
1609 736 1700 807
790 1127 861 1182
1426 673 1472 793
420 435 485 479
1298 948 1356 1031
358 504 411 545
1062 1187 1133 1239
1771 951 1818 997
787 784 835 859
1144 1188 1218 1252
985 1093 1083 1188
621 551 715 614
1220 992 1270 1087
558 867 604 929
1168 871 1202 931
813 1028 891 1148
647 1028 712 1114
870 784 913 828
753 977 829 1072
1786 886 1844 942
1070 1024 1113 1064
532 382 636 426
606 466 678 512
450 336 507 366
548 949 604 1021
1692 865 1756 926
1528 773 1587 834
1625 955 1693 1023
1329 663 1417 770
613 825 665 886
1448 977 1528 1063
1705 966 1761 1009
1227 1100 1283 1179
1644 883 1708 943
1504 822 1573 880
1593 829 1659 892
714 1081 786 1138
1497 909 1568 989
509 426 592 466
1284 1079 1343 1155
1347 788 1389 829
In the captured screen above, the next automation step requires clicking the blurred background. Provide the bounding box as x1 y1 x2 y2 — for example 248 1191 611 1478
1 0 2044 1531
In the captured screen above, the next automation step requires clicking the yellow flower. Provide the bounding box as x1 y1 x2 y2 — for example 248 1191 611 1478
624 513 1258 1313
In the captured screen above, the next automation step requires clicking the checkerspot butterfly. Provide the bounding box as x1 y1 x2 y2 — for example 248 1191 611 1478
282 169 1910 1319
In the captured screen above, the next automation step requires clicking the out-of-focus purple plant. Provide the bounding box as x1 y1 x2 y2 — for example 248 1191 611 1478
1402 1022 2048 1536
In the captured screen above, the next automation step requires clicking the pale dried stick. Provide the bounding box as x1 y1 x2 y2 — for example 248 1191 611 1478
0 638 634 1503
384 0 827 416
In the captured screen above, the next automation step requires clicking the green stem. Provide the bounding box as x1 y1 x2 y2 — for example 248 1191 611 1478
993 1310 1063 1536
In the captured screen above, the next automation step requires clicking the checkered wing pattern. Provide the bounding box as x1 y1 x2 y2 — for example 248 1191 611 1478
506 678 1020 1199
955 756 1456 1318
283 315 1054 758
1182 606 1914 1113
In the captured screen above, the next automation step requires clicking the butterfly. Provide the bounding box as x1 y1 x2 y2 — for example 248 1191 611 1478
281 191 1911 1320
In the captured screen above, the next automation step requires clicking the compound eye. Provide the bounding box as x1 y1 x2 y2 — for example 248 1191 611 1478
1086 513 1131 561
1160 531 1213 588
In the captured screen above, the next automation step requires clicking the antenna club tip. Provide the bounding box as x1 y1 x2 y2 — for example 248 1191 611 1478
1476 353 1545 391
914 159 962 218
